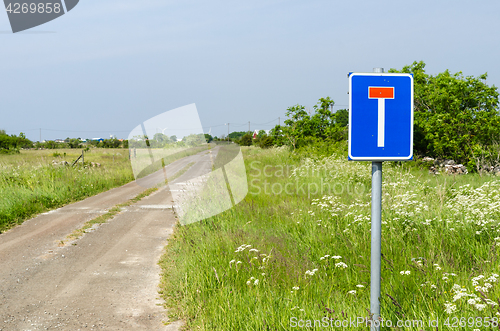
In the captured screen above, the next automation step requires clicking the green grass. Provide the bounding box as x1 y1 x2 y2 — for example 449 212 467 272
0 148 134 232
159 145 500 330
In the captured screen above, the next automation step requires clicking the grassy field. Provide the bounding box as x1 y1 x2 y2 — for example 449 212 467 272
159 144 500 330
0 148 134 232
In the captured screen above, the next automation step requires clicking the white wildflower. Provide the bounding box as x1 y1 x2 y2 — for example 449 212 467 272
356 284 364 288
453 291 468 302
444 302 457 314
305 269 318 276
487 275 498 283
400 271 410 275
335 262 348 269
347 290 356 295
475 303 487 311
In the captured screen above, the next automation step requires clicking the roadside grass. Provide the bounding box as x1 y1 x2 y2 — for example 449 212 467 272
0 148 134 232
159 145 500 330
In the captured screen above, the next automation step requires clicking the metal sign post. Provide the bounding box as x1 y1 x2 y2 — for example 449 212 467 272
348 67 414 331
370 160 382 330
371 67 383 331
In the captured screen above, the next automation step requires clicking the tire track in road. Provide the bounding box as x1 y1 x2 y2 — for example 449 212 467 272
0 148 218 330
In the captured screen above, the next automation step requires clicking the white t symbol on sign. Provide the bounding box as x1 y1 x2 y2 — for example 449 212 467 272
368 87 394 147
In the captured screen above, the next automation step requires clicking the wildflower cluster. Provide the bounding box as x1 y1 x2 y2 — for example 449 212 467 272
446 181 500 222
229 243 272 289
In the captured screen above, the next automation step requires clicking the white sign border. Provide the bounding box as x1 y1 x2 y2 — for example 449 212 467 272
348 72 414 161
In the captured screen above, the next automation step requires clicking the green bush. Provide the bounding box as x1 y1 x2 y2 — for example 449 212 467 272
238 134 253 146
258 135 274 148
0 148 20 155
390 61 500 168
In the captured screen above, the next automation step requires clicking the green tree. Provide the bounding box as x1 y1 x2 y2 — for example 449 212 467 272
282 104 310 149
102 138 121 148
334 109 348 127
310 97 335 139
257 130 267 138
390 61 500 168
204 134 213 143
67 138 81 149
228 131 247 140
238 134 253 146
154 133 169 144
259 135 274 148
274 97 347 149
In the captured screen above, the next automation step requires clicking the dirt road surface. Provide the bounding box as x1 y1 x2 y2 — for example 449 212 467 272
0 148 218 330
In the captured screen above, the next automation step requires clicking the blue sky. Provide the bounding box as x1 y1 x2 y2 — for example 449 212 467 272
1 0 500 140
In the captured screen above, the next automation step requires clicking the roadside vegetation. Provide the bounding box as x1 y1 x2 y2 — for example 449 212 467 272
159 61 500 330
0 148 134 232
160 143 500 330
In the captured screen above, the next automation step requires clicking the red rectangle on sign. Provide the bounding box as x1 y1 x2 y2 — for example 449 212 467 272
369 87 394 99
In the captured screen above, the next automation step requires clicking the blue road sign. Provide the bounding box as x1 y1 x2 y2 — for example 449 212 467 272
348 73 413 161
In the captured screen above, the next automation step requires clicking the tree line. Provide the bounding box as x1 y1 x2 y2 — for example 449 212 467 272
3 61 499 170
232 61 500 171
0 132 128 154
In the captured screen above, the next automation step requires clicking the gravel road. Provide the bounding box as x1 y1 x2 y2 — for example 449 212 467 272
0 148 218 330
